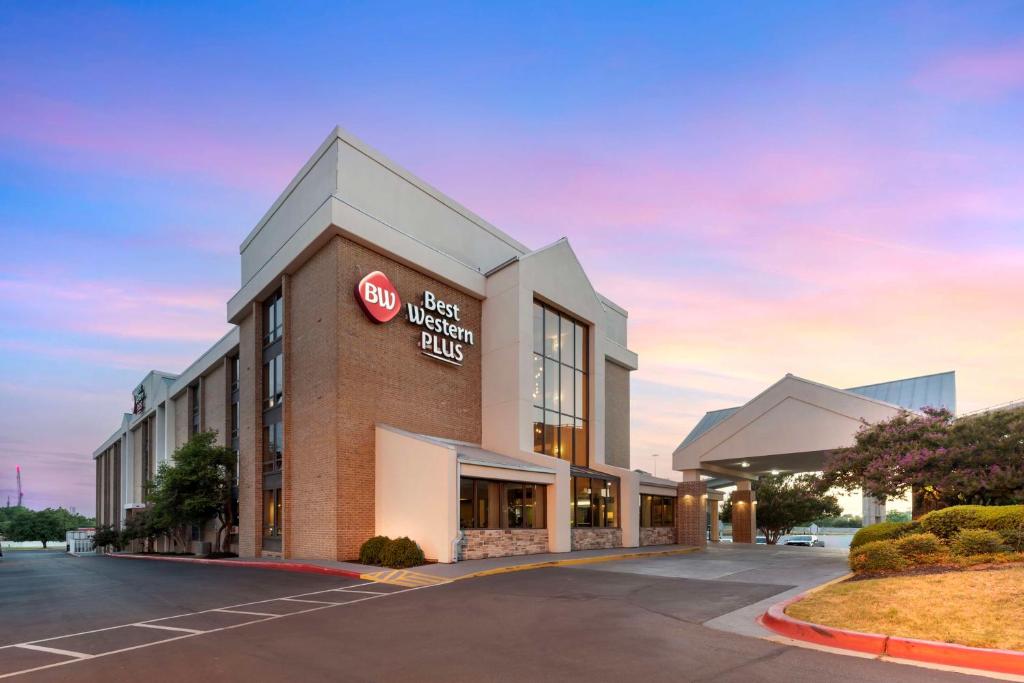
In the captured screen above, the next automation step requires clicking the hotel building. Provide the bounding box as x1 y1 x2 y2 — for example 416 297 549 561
93 127 692 562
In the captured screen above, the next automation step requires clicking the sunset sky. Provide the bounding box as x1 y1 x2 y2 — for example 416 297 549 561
2 2 1023 514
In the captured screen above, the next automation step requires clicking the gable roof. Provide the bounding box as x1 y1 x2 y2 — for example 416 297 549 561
680 371 956 447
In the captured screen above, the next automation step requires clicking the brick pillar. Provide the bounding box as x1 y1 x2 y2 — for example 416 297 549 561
731 488 757 543
676 481 707 547
708 499 720 542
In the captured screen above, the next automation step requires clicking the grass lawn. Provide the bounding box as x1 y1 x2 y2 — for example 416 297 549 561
787 566 1024 651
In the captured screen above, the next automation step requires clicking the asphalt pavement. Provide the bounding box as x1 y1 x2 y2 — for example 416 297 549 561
0 549 991 682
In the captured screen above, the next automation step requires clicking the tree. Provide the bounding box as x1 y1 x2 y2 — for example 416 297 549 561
885 510 911 523
721 474 842 544
92 525 124 551
6 508 66 548
147 431 237 554
122 507 165 552
821 406 1024 509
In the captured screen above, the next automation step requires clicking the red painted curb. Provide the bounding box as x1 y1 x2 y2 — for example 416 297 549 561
108 553 362 579
887 636 1024 676
761 597 887 655
761 592 1024 676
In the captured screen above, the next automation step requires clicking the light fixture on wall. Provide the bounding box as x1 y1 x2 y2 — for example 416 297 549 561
740 461 750 468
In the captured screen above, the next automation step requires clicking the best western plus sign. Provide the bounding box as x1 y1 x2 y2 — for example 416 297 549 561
355 270 475 366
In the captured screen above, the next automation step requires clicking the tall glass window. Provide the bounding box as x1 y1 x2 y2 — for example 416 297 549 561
459 478 546 530
640 494 675 527
189 383 201 436
571 476 617 528
532 301 588 465
262 290 284 552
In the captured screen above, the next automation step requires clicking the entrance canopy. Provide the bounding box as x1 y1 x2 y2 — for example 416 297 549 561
673 372 955 482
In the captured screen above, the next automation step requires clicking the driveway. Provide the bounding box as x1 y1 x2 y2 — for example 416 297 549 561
0 548 988 682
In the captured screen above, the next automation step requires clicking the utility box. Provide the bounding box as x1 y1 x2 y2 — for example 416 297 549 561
191 541 212 556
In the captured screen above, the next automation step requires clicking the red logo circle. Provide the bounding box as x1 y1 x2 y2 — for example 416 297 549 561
356 271 402 323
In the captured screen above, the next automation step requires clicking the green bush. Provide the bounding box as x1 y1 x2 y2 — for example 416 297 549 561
380 537 425 568
919 505 1024 540
999 527 1024 553
950 529 1005 556
894 533 944 562
359 535 391 566
848 539 910 573
850 521 919 549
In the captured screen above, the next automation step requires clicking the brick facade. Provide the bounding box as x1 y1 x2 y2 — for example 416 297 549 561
239 236 484 561
639 526 677 546
676 481 707 547
571 527 622 550
459 529 549 560
730 489 756 543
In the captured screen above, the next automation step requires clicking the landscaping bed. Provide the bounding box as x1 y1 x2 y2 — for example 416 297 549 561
787 566 1024 651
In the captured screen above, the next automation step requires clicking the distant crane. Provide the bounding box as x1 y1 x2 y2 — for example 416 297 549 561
16 465 23 508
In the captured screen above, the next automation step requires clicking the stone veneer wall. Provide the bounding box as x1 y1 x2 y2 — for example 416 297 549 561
571 528 622 551
460 529 549 560
639 526 677 546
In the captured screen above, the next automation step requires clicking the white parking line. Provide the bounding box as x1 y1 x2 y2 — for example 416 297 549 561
13 644 92 660
0 581 441 680
280 598 336 605
133 623 203 635
213 609 279 617
332 589 390 595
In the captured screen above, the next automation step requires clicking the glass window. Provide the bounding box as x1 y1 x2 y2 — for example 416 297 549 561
190 384 201 436
263 488 282 538
640 494 675 527
532 301 589 464
459 478 545 530
264 355 283 409
571 476 618 528
532 303 544 355
264 291 283 346
263 422 283 473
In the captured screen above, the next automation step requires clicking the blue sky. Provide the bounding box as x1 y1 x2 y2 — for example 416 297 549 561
2 2 1023 513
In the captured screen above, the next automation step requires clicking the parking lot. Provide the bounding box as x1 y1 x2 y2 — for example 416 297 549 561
0 548 989 682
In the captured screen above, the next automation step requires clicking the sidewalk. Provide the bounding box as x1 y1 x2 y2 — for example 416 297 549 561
110 544 700 584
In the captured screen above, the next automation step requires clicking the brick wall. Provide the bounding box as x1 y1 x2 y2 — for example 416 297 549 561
334 237 482 560
237 306 261 558
459 529 549 560
639 526 677 546
571 527 622 550
286 245 340 560
676 481 707 547
202 362 227 446
731 489 756 543
603 360 631 469
173 394 188 451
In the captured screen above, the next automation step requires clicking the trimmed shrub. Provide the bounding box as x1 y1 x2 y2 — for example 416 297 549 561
850 521 919 550
919 505 1024 540
849 539 910 573
380 537 425 569
894 533 944 562
950 529 1005 557
999 527 1024 553
359 535 391 566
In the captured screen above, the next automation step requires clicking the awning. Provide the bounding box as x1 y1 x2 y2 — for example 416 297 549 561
570 465 619 483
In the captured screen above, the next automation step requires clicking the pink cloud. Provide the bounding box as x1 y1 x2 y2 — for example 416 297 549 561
0 275 232 343
915 41 1024 99
0 90 302 192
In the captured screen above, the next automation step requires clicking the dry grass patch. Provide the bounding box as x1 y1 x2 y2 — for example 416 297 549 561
787 566 1024 651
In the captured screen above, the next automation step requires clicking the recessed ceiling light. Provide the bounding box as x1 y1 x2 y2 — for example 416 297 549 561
771 469 779 475
740 461 750 468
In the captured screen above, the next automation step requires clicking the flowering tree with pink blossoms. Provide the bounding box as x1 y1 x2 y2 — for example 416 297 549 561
820 406 1024 510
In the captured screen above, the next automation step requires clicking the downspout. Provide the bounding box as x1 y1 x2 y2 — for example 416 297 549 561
451 458 462 563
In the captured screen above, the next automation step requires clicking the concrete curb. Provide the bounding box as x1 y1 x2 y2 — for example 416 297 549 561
761 592 1024 676
108 553 363 579
451 546 702 581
